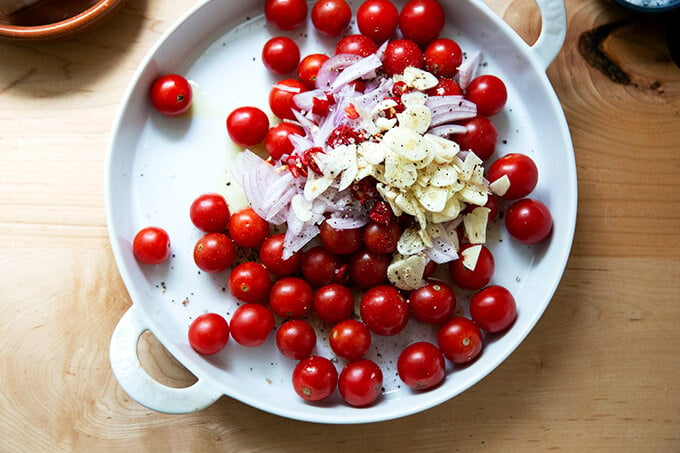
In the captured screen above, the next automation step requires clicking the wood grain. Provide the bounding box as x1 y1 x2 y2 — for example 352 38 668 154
0 0 678 451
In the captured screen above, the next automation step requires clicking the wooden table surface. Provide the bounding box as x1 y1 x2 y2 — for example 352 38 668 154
1 0 678 451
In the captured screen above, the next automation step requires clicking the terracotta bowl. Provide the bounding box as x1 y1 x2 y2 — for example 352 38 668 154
0 0 127 41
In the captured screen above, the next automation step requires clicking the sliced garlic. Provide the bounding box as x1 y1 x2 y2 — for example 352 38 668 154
489 174 511 197
461 244 483 271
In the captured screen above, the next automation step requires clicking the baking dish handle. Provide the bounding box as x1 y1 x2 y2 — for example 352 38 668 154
530 0 568 69
109 306 222 414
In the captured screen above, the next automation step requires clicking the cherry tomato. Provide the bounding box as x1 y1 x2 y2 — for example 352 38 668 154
193 232 236 273
264 0 308 31
301 246 346 286
265 122 305 160
132 226 171 265
470 285 517 333
487 153 539 200
319 221 363 255
228 262 272 303
382 39 424 76
356 0 399 43
262 36 301 75
313 283 355 324
465 74 508 117
426 77 462 96
348 249 390 289
292 355 338 401
398 0 445 46
329 319 372 360
397 342 446 390
311 0 351 36
359 285 409 336
229 303 275 347
448 243 495 291
408 282 456 325
188 313 229 355
189 193 230 233
269 277 314 318
276 319 317 360
335 34 378 57
259 233 302 276
424 38 463 78
451 116 498 161
362 220 400 254
338 359 383 407
228 207 270 249
437 316 483 364
505 198 553 244
297 53 329 89
149 74 193 116
226 106 270 147
423 260 438 278
269 79 307 120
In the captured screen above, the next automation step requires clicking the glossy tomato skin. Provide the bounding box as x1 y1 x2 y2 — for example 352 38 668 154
312 283 355 323
228 207 270 249
451 116 498 161
426 77 462 96
465 75 508 117
262 36 301 74
264 0 308 30
470 285 517 333
408 282 456 325
269 79 307 120
398 0 445 46
190 193 230 233
348 249 390 289
226 106 270 147
311 0 352 36
359 285 409 336
505 199 553 244
193 232 236 273
297 53 329 89
487 153 539 200
329 319 372 360
382 39 424 76
335 34 378 57
229 303 275 347
259 233 302 277
150 74 193 116
319 221 363 255
437 317 483 364
188 313 229 355
269 277 314 318
448 244 495 291
265 122 305 160
276 319 317 360
228 262 272 303
338 359 383 407
356 0 399 43
301 246 345 287
362 221 400 254
424 38 463 78
133 226 171 265
397 342 446 390
292 355 338 401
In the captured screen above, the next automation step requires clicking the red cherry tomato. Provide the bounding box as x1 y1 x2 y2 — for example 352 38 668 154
189 193 230 233
269 79 307 120
451 116 498 161
228 207 270 248
229 303 275 347
259 233 302 276
424 38 463 78
319 221 363 255
150 74 193 116
276 319 317 360
465 74 508 117
408 281 456 325
193 232 236 273
228 262 272 303
292 355 338 401
398 0 445 46
338 359 383 407
262 36 301 75
487 153 539 200
470 285 517 333
297 53 329 89
382 39 424 76
269 277 314 318
437 316 483 364
226 106 270 147
329 319 372 360
448 243 495 291
311 0 352 36
300 246 346 286
132 226 171 265
356 0 399 43
359 285 409 336
335 34 379 57
265 122 305 160
264 0 308 31
188 313 230 355
362 221 400 254
312 283 355 324
397 342 446 390
505 198 553 244
348 249 390 289
426 77 462 96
